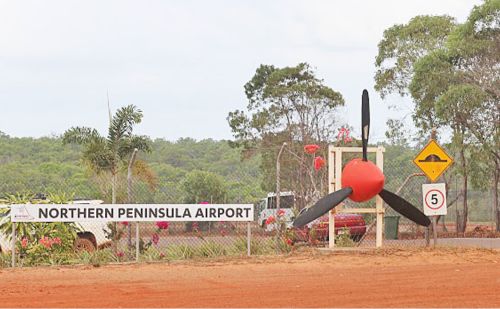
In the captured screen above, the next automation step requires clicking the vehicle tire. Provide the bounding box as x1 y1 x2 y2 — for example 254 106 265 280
74 237 96 253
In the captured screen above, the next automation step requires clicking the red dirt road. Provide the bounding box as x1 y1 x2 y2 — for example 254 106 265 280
1 248 499 308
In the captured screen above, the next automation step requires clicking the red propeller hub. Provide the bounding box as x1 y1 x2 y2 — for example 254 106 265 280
341 158 385 202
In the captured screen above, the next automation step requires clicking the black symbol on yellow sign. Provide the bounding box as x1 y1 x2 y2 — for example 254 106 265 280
418 154 448 163
413 140 454 182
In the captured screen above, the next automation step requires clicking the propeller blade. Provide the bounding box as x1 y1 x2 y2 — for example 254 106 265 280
379 189 431 227
293 187 352 228
362 89 370 161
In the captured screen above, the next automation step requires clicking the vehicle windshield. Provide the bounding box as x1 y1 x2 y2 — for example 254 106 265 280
267 195 294 209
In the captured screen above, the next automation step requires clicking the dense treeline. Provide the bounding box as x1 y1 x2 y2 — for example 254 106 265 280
0 132 264 204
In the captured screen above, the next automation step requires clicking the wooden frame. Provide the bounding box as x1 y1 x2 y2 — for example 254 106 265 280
328 146 385 248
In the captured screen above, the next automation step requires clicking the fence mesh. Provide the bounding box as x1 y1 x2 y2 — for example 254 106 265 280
0 149 498 268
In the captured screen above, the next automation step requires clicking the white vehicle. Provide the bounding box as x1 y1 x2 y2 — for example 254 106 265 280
257 192 296 231
0 200 110 253
71 199 111 251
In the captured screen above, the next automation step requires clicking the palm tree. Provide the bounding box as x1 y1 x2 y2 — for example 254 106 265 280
63 105 151 204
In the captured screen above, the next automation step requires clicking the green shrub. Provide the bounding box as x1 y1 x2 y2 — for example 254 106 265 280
0 253 11 268
77 249 118 267
164 244 195 260
335 227 355 247
195 241 227 258
0 192 81 266
231 237 275 255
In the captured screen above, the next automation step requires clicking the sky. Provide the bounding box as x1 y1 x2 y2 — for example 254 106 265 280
0 0 482 142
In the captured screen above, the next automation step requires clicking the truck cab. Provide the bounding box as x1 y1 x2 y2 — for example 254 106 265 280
257 192 296 230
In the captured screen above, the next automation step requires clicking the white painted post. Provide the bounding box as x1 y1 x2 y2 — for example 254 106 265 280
329 147 342 249
375 146 385 248
135 222 140 262
247 222 251 256
11 222 16 267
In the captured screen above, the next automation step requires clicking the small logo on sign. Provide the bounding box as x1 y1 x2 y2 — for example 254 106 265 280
11 205 34 221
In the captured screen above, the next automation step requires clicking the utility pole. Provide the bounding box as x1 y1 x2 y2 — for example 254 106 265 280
276 142 287 211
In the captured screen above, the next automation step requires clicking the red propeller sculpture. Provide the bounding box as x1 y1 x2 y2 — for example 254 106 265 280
293 90 431 228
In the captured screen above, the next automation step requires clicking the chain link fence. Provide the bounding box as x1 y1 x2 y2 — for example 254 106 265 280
0 154 498 268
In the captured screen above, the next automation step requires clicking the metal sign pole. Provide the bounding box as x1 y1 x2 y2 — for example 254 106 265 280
11 222 16 267
432 216 438 246
247 222 251 257
135 222 140 262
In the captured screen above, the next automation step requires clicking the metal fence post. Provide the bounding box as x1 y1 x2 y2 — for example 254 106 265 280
11 222 16 267
135 222 140 262
247 222 251 256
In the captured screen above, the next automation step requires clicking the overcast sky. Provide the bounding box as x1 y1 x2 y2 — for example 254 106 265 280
0 0 482 142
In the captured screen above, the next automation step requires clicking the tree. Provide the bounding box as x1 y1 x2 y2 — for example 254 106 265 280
385 119 410 147
376 1 499 232
375 15 456 100
62 105 152 204
227 63 344 208
411 0 500 231
182 170 227 203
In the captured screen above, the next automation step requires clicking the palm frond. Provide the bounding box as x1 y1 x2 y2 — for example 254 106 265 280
117 135 152 160
82 139 115 173
62 127 103 145
108 105 143 145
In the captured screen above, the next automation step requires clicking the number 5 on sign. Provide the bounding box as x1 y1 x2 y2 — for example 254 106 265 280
422 183 447 216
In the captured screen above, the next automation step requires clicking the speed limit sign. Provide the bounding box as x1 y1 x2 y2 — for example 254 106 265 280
422 183 447 216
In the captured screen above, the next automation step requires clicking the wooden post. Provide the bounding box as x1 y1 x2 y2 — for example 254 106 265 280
328 147 342 249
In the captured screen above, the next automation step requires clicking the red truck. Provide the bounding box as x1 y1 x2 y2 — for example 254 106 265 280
292 212 367 242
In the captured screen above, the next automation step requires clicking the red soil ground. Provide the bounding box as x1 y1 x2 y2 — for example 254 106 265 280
1 247 499 308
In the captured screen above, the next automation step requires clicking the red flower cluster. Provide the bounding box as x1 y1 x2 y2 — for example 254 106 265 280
192 222 199 233
116 251 124 258
285 238 293 246
277 209 285 217
152 233 160 245
121 221 129 226
265 215 276 225
314 156 326 171
39 236 61 249
21 237 28 248
337 127 353 144
156 221 169 230
304 144 320 154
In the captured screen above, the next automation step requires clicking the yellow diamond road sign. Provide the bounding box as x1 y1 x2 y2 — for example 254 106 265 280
413 140 454 182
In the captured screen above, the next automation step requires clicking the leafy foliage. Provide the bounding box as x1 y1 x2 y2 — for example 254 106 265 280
228 63 345 208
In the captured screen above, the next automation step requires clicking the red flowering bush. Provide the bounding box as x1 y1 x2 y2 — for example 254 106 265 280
304 144 320 154
314 156 326 171
265 215 276 225
337 127 353 144
277 209 285 217
144 221 170 249
21 237 28 248
156 221 169 230
151 233 160 245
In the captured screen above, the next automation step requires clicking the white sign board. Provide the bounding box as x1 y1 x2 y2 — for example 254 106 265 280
422 183 447 216
10 204 254 222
